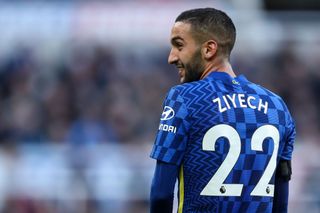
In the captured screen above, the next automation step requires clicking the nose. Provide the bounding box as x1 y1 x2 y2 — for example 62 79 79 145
168 48 178 64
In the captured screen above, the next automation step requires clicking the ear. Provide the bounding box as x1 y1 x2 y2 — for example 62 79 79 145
202 40 218 60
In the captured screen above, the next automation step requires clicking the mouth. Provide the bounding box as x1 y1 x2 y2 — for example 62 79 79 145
175 61 183 68
174 63 185 81
177 68 185 82
176 65 184 73
175 64 184 71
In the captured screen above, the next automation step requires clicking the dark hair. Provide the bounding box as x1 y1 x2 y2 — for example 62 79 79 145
175 8 236 57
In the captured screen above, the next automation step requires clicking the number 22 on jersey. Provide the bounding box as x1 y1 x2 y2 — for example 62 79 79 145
200 124 279 197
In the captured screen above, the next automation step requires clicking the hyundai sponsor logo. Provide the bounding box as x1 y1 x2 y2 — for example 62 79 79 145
160 106 175 121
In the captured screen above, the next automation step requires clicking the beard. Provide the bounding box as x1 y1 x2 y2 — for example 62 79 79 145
182 48 205 83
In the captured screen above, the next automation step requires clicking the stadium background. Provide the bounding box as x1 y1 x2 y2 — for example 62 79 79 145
0 0 319 212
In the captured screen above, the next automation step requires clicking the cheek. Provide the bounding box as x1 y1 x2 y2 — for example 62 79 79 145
186 48 200 61
179 45 199 66
180 53 192 65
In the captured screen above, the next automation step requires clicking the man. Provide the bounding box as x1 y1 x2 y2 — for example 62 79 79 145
150 8 295 213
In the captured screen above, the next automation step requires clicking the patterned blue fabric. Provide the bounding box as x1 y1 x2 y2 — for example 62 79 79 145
150 72 295 213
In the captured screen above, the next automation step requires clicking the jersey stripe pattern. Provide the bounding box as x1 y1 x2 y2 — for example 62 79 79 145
150 72 295 213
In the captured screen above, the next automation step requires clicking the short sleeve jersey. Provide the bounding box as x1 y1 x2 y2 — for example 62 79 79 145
150 72 295 213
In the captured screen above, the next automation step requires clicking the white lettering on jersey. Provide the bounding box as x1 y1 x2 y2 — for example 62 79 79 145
222 95 231 110
159 124 177 133
226 94 237 108
213 97 227 113
258 98 269 114
238 94 247 108
213 94 269 114
247 96 256 109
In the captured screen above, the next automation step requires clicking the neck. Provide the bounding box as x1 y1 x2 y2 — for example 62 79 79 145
200 58 236 79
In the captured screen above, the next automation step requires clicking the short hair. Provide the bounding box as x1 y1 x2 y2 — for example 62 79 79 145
175 8 236 57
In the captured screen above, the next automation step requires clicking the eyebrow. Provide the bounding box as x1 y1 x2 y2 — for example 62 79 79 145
171 36 184 45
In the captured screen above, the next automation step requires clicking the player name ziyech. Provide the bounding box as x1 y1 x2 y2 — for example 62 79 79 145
213 94 268 114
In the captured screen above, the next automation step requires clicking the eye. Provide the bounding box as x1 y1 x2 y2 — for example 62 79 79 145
171 38 184 51
175 42 183 50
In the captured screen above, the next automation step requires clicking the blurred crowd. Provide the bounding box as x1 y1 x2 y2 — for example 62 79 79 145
0 41 319 146
0 40 319 213
0 43 178 146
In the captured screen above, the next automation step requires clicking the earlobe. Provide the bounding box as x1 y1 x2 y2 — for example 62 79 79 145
203 40 218 60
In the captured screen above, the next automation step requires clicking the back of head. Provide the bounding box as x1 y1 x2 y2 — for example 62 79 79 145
175 8 236 58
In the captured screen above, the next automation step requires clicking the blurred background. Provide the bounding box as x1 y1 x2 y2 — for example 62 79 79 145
0 0 319 212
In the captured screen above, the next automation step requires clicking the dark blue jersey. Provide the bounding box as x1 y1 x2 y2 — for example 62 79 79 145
150 72 295 213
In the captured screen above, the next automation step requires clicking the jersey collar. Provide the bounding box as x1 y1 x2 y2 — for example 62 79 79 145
206 71 250 86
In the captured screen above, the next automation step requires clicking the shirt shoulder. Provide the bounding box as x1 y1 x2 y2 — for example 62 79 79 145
245 81 290 112
168 78 214 103
245 82 296 159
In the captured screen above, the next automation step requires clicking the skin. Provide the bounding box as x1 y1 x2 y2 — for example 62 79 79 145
168 21 236 83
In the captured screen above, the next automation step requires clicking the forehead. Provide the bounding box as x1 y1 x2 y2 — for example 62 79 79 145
170 21 193 40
